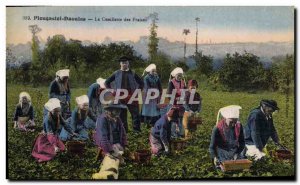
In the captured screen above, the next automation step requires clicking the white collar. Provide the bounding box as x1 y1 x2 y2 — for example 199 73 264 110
120 68 130 72
260 107 271 120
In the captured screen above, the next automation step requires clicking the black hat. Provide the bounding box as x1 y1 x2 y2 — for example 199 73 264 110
118 56 132 62
260 99 279 110
103 103 127 110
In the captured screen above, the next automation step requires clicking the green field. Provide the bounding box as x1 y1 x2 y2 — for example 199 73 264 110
7 84 295 180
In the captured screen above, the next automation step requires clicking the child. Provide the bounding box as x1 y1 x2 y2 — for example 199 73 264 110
183 80 202 138
13 92 35 131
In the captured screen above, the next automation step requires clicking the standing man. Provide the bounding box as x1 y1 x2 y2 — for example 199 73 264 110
105 56 144 133
244 99 282 160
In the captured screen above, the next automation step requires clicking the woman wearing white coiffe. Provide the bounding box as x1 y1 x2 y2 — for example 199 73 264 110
59 95 97 141
32 98 77 162
48 69 71 119
13 92 35 131
86 78 107 129
209 105 245 169
141 64 162 127
165 67 186 138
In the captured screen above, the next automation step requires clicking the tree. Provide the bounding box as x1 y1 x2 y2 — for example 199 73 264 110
183 29 190 59
151 52 173 84
195 17 200 54
217 51 267 91
148 12 159 62
194 52 213 77
28 25 42 65
6 47 16 68
175 58 189 72
271 54 294 118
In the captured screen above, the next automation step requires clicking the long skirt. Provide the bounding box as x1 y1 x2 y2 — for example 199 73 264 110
16 116 35 132
59 118 89 141
32 133 65 162
142 98 160 117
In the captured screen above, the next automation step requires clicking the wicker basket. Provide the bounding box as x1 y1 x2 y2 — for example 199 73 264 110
221 159 252 172
171 139 187 151
273 149 292 160
133 149 151 164
66 141 86 156
190 117 202 125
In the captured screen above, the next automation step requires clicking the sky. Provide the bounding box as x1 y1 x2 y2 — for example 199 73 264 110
6 6 294 45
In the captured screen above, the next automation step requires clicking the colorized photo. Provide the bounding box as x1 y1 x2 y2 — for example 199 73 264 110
6 6 295 180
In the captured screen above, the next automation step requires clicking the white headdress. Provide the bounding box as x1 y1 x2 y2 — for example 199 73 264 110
216 105 242 125
76 95 89 105
19 92 31 107
45 98 61 112
56 69 70 78
96 78 106 89
169 67 186 85
142 64 156 76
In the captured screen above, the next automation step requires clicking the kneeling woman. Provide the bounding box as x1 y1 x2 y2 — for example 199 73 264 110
94 103 128 157
149 107 180 156
13 92 35 131
32 98 77 163
60 95 97 141
209 105 245 169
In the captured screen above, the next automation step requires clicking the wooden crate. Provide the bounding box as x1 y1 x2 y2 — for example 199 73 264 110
221 159 252 172
66 141 86 156
132 149 151 164
171 139 188 151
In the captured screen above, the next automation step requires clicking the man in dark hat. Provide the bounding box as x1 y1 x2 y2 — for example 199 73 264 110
105 56 144 133
94 103 128 157
244 99 282 160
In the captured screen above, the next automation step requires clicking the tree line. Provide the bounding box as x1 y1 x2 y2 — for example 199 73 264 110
7 34 294 95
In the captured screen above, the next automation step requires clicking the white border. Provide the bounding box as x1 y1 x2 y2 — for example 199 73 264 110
1 0 298 184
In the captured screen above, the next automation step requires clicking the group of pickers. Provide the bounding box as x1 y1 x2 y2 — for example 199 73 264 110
13 56 285 170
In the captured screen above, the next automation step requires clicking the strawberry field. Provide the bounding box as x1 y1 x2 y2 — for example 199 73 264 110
7 84 295 180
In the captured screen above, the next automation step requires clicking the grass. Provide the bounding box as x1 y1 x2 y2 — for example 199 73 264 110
6 84 295 180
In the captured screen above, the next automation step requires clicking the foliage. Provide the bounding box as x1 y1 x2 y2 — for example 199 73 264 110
269 55 294 118
150 52 173 84
216 52 268 91
7 84 294 180
7 36 147 87
148 14 159 62
194 52 214 77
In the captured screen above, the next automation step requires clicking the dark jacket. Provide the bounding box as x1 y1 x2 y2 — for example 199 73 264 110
183 91 202 112
151 115 172 147
244 107 279 151
13 104 34 121
209 121 245 159
94 113 128 154
49 80 71 101
105 69 144 92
